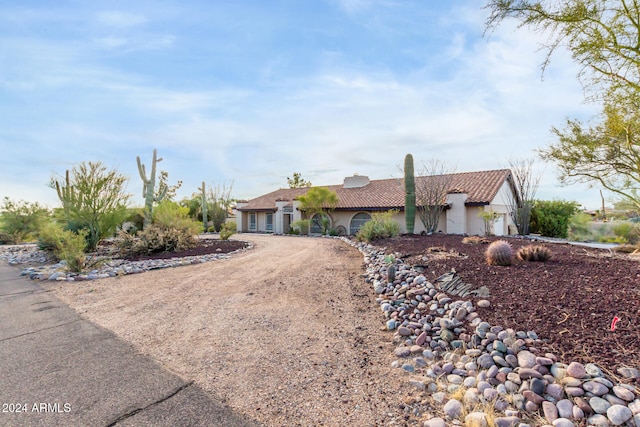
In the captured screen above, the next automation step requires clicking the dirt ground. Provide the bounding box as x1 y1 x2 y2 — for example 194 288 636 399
50 234 415 427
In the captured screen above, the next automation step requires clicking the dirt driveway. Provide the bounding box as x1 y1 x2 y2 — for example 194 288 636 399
50 234 411 426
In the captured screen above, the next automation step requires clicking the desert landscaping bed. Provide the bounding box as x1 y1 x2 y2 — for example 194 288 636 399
375 234 640 378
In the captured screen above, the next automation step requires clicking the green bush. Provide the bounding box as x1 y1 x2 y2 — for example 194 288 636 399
530 200 579 238
355 210 400 242
612 221 640 244
37 222 87 272
219 221 237 240
290 219 310 235
0 197 50 243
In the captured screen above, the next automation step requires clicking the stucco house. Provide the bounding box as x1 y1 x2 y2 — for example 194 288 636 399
235 169 519 236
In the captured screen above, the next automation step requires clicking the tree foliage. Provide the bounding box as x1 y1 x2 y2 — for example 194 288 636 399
485 0 640 98
51 161 130 251
287 172 312 188
541 90 640 208
297 187 339 234
486 1 640 210
0 197 50 242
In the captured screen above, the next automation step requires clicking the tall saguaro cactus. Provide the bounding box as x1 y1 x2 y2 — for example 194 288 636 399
198 181 208 232
404 153 416 234
137 148 167 229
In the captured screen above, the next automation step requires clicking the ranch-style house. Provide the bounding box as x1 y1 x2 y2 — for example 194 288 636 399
235 169 519 236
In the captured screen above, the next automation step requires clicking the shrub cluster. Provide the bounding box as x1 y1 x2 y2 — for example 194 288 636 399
516 245 552 262
530 200 579 238
612 222 640 244
116 225 197 256
485 240 513 266
0 232 17 245
37 222 87 272
355 210 400 242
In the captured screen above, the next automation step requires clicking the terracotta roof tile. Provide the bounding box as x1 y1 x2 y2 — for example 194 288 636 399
237 169 512 211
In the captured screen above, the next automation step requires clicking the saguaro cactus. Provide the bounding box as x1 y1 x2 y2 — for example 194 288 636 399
404 153 416 234
137 148 166 229
198 181 208 232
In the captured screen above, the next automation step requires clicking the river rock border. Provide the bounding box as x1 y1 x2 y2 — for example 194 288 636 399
0 240 253 282
340 237 640 427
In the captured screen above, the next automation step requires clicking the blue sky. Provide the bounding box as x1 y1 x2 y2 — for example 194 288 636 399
1 0 607 209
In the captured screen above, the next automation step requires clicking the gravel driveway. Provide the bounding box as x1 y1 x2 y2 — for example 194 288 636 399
50 234 411 426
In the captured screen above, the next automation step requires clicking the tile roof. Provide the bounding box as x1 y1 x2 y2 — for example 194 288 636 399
237 169 513 211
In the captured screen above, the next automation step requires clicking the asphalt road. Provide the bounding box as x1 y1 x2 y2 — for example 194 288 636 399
0 264 260 427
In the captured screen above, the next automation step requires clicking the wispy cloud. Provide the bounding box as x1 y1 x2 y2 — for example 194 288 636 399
96 11 147 28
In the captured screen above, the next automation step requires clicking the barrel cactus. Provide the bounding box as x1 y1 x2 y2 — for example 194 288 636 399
485 240 513 266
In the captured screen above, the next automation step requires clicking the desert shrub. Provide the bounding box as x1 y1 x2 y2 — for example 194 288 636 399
153 201 201 235
462 236 490 244
122 208 145 235
612 222 640 244
597 235 628 244
116 224 197 256
613 244 639 254
290 219 310 235
219 221 237 240
355 210 400 242
516 245 552 262
1 197 50 243
485 240 513 266
37 222 87 272
530 200 579 238
568 213 593 241
0 232 17 245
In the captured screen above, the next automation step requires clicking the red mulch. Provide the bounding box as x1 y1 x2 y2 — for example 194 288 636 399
375 234 640 382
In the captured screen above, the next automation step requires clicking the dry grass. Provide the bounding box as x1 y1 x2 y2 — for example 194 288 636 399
462 236 490 245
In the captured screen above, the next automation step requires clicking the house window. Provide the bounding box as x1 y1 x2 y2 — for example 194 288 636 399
249 213 257 231
266 213 273 231
350 212 371 235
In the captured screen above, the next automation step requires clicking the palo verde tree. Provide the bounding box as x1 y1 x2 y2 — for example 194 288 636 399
485 0 640 99
296 187 339 235
415 159 455 233
51 161 130 251
485 0 640 209
287 172 312 188
404 154 416 234
542 90 640 209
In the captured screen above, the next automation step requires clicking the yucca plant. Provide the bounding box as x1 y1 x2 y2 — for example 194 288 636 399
485 240 513 266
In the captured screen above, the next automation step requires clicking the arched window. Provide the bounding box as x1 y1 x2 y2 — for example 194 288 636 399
350 212 371 235
310 213 330 234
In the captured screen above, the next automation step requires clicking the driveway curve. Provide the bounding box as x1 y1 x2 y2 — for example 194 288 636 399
50 234 409 426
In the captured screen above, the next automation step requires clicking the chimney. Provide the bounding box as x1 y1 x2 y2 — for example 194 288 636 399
343 174 370 188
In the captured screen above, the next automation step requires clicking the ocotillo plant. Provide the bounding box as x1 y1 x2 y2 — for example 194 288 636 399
404 153 416 234
198 181 208 232
137 148 167 229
